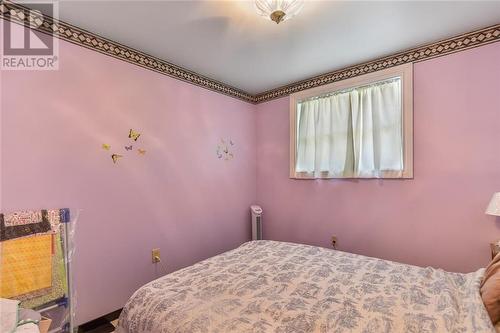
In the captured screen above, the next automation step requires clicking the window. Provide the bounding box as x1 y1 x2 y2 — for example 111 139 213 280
290 64 413 179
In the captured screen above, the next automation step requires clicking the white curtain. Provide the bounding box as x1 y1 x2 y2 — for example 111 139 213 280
296 78 403 178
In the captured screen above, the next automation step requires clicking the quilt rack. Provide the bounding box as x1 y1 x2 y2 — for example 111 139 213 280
0 208 75 333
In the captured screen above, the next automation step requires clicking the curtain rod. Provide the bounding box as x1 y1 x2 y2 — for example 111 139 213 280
298 77 401 103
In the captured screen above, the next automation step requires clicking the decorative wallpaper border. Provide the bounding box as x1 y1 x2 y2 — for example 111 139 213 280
0 1 499 104
254 24 500 103
0 1 255 103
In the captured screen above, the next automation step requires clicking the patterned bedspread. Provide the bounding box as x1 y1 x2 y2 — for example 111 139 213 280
116 241 495 333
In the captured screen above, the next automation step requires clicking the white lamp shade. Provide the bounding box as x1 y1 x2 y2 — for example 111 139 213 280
485 192 500 216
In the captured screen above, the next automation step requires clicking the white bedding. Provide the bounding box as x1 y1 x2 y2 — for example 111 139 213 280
117 240 495 333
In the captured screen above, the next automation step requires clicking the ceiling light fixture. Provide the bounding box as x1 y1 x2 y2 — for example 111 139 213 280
254 0 304 24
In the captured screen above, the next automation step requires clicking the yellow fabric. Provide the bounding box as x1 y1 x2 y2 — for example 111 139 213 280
0 234 53 298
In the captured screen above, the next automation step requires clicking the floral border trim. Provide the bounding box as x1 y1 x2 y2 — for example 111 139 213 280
0 1 498 104
255 24 500 103
0 1 255 103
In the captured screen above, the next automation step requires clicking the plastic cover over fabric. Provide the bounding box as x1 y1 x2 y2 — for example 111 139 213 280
0 208 76 333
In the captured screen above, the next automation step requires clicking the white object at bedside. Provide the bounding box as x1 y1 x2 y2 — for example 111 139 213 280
486 192 500 216
15 323 40 333
1 298 20 333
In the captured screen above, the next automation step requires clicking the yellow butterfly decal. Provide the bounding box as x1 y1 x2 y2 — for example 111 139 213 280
129 129 141 141
111 154 123 164
102 143 111 151
138 149 146 155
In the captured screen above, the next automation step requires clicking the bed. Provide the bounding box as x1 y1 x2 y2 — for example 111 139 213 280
116 240 496 333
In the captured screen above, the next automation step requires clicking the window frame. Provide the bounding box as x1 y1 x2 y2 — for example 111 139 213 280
289 63 413 179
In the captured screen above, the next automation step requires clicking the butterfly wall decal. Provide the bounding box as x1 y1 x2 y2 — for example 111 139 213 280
216 138 235 160
102 129 147 164
111 154 123 164
129 129 141 141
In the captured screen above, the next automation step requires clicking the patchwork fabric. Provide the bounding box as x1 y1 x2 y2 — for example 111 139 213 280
19 234 67 309
0 234 53 298
1 209 62 238
14 286 52 302
45 209 62 232
4 211 43 227
0 208 70 309
0 211 51 241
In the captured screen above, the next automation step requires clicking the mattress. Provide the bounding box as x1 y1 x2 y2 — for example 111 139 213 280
116 240 495 333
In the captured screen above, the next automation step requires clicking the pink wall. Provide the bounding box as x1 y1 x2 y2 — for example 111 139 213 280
256 42 500 273
2 17 500 325
0 27 256 324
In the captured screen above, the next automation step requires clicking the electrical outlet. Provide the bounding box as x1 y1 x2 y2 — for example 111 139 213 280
152 248 161 263
331 236 338 249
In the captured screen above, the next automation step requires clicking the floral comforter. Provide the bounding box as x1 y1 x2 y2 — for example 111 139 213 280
116 241 495 333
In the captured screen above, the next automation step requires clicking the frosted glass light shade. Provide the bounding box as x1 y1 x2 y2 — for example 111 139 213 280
485 192 500 216
255 0 304 24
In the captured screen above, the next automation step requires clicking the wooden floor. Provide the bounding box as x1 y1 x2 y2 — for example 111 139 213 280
78 320 117 333
77 310 120 333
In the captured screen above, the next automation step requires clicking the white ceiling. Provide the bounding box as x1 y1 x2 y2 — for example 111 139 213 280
47 1 500 94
